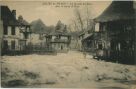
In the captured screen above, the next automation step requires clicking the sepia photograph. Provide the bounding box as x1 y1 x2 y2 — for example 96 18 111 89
0 0 136 88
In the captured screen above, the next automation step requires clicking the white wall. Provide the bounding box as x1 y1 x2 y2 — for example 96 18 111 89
7 26 11 35
16 27 22 38
31 33 41 45
61 36 68 40
3 37 20 50
95 23 100 32
2 25 33 52
4 26 21 38
52 43 68 51
3 26 29 51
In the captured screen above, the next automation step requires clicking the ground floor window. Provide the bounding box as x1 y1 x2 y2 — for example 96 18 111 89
19 40 26 50
11 40 15 50
3 40 8 50
61 45 63 50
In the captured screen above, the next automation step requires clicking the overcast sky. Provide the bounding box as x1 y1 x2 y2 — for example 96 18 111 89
0 1 111 26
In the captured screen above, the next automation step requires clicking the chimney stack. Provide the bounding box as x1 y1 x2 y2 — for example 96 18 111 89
12 10 16 19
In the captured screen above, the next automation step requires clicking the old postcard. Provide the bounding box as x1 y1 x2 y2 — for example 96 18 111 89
0 0 136 88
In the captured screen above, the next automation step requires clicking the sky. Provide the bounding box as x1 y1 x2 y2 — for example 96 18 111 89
0 1 112 26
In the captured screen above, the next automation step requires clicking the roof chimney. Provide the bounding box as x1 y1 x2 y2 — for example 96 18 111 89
12 10 16 19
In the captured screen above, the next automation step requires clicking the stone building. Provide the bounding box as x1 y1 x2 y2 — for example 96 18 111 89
0 6 31 55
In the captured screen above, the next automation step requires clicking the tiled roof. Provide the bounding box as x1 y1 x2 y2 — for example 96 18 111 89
1 6 19 25
94 1 135 22
18 19 30 26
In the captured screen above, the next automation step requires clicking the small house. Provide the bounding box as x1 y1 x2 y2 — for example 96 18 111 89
46 25 71 52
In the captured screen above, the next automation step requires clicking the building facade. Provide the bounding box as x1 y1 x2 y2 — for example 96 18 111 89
46 31 71 52
1 6 31 55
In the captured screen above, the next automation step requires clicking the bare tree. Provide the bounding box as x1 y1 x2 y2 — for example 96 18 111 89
74 8 84 31
72 5 93 32
86 6 90 30
72 19 80 31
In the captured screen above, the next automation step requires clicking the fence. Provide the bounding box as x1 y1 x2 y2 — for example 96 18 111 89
2 44 57 56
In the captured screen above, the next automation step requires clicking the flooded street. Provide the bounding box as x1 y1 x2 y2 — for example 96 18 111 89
2 51 136 88
22 80 136 89
1 1 136 88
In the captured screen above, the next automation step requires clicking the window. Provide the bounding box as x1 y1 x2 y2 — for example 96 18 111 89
98 44 102 50
24 33 28 39
3 40 8 50
27 27 29 32
61 45 63 50
95 23 100 32
4 25 8 35
11 26 15 35
11 40 15 50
